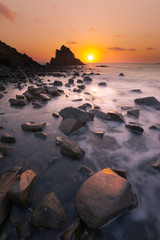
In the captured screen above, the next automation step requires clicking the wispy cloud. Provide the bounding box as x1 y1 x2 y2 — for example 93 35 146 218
146 47 156 51
0 2 17 22
107 47 136 51
67 41 78 45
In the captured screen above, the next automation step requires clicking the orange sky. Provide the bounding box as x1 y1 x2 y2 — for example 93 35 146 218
0 0 160 63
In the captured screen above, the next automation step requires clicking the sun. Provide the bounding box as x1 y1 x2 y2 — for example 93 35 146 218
88 54 94 61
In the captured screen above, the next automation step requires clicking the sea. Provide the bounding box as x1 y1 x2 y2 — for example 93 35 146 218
0 63 160 239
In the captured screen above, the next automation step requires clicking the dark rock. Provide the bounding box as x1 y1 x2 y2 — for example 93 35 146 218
73 88 81 93
149 124 160 131
79 166 94 178
83 76 92 83
151 157 160 168
98 82 107 86
1 133 16 143
60 138 85 159
134 96 160 108
76 168 137 228
0 93 3 98
92 131 105 137
0 166 22 224
31 192 66 229
0 143 14 156
111 169 127 179
65 83 71 88
9 98 27 106
0 152 4 168
72 98 83 102
121 106 133 111
96 65 108 67
55 136 64 146
107 111 125 123
130 89 142 93
77 79 83 84
50 45 84 66
21 122 46 131
52 112 60 118
34 132 48 139
39 93 51 101
68 79 74 84
57 89 64 94
125 124 144 134
8 170 36 207
60 218 85 240
119 73 125 76
23 91 34 100
127 109 140 119
16 95 25 100
0 85 6 91
45 86 59 96
32 101 43 108
59 118 83 135
16 221 31 239
94 106 100 110
54 80 63 86
59 107 93 123
73 72 80 77
77 85 86 90
91 110 112 121
78 103 92 111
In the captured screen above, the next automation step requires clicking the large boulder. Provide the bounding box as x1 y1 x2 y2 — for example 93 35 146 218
8 170 36 207
21 122 46 131
60 138 85 159
76 168 137 228
91 110 112 121
0 166 22 224
59 118 83 135
107 111 125 123
59 107 93 123
31 192 66 230
134 96 160 109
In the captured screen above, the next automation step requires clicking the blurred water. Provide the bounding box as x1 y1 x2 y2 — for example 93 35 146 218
0 63 160 239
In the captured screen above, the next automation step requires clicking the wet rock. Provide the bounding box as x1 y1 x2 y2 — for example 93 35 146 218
78 103 92 111
16 95 25 100
60 218 85 240
79 166 94 179
76 168 137 228
23 91 34 100
32 101 43 108
0 166 22 224
59 118 83 135
151 157 160 168
83 76 92 83
58 89 64 94
65 83 71 88
130 89 142 93
31 192 66 230
91 110 112 121
16 221 31 239
94 106 100 110
73 72 80 77
1 133 16 143
73 88 81 93
52 112 60 118
45 86 59 96
77 79 83 84
60 138 85 159
8 170 36 207
59 107 93 123
21 122 46 131
98 82 107 86
134 96 160 109
34 132 48 139
92 131 105 137
149 124 160 131
9 98 27 106
96 65 108 67
127 109 140 119
78 85 86 90
125 124 144 134
111 169 127 179
0 143 14 156
54 80 63 86
72 98 83 102
55 136 63 146
39 93 51 101
107 111 125 123
121 106 133 111
119 73 125 76
68 79 74 84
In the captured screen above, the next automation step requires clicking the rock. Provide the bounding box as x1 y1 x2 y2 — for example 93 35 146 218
72 98 83 102
98 82 107 86
21 122 46 132
8 170 36 207
0 143 14 156
58 89 64 94
50 45 84 66
111 169 127 179
107 111 125 123
59 118 83 135
39 93 51 101
1 133 16 143
0 152 4 168
127 109 140 119
9 98 27 106
16 221 31 239
149 124 160 131
73 72 80 77
60 138 85 159
134 96 160 109
130 89 142 93
23 91 34 100
45 86 59 96
125 124 144 134
60 218 85 240
0 85 6 91
16 95 25 100
0 166 22 224
65 83 71 88
59 107 93 123
34 132 47 139
83 76 92 83
31 192 66 229
52 112 60 118
91 110 112 121
119 73 125 76
78 85 86 90
94 106 100 110
32 101 43 108
68 79 74 84
96 65 108 67
151 157 160 168
73 88 81 93
54 80 63 86
55 136 64 146
76 168 137 228
78 103 92 111
79 166 94 179
121 106 133 111
77 79 83 84
92 131 105 137
0 93 3 98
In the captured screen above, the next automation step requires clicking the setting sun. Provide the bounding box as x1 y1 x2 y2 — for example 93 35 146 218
88 54 94 61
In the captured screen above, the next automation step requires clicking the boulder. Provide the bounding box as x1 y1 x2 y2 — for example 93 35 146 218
72 99 83 102
23 92 34 100
60 138 85 159
0 143 14 156
21 122 46 131
16 221 31 239
83 76 92 83
98 82 107 86
107 111 125 123
0 93 3 98
92 131 105 137
1 133 16 143
8 170 36 207
39 93 51 101
134 96 160 109
54 80 63 86
16 95 25 100
65 83 71 88
91 110 112 121
45 86 59 96
76 168 137 228
119 73 125 76
31 192 66 230
59 107 93 123
0 166 22 224
9 98 27 106
125 124 144 134
77 79 83 84
68 79 74 84
34 132 48 139
127 109 140 119
59 118 83 135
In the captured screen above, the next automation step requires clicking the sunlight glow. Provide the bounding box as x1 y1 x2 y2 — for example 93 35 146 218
88 54 94 61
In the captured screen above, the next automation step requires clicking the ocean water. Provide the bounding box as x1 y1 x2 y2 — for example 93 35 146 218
0 63 160 239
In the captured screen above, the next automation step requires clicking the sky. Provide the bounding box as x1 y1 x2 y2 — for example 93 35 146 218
0 0 160 63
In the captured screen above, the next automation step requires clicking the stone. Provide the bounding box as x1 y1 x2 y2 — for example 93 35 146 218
91 110 112 121
0 93 3 98
72 98 83 102
0 85 6 91
151 157 160 168
73 88 81 93
111 169 127 179
130 89 142 93
76 168 137 228
54 80 63 86
65 83 71 88
39 93 51 101
1 133 16 143
119 73 125 76
9 98 27 106
55 136 64 146
83 76 92 82
31 192 66 230
149 124 160 131
125 124 144 134
78 103 92 111
59 107 93 123
16 221 31 239
8 170 36 207
77 85 86 90
98 82 107 86
0 143 14 156
77 79 83 84
45 86 59 96
79 166 94 179
127 109 140 119
21 122 46 132
52 112 60 118
73 72 80 77
0 166 22 224
16 95 25 100
23 91 34 100
59 118 83 135
92 131 105 137
134 96 160 108
68 79 74 84
32 101 43 108
96 65 108 67
121 106 133 111
60 138 85 159
34 132 48 139
107 111 125 123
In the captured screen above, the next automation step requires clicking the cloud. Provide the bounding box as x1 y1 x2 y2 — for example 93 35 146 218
67 41 78 45
114 34 123 38
146 47 156 51
107 47 136 51
0 2 17 22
